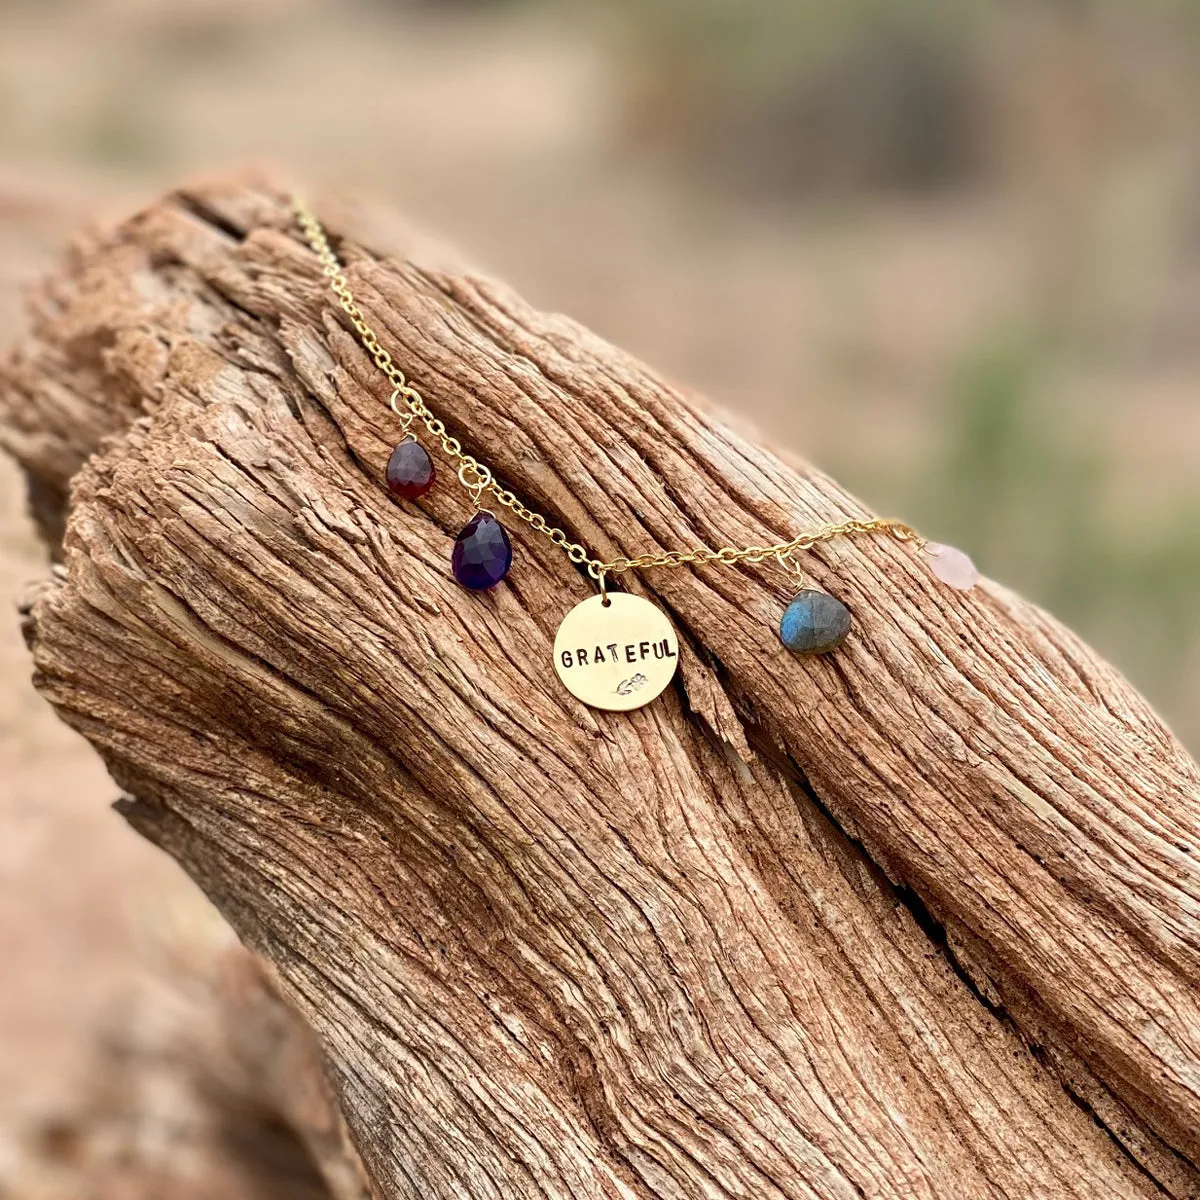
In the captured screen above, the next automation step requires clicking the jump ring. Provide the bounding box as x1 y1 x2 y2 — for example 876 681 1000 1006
389 387 415 432
457 461 492 491
775 549 805 578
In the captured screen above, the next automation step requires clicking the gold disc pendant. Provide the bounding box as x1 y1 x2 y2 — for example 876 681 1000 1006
553 593 679 711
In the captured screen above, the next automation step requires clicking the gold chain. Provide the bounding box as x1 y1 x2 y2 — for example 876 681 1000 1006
293 197 924 585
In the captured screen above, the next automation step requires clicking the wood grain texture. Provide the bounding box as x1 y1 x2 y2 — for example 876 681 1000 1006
3 175 1199 1199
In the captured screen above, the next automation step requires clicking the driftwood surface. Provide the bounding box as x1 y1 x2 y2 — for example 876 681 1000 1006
3 175 1200 1200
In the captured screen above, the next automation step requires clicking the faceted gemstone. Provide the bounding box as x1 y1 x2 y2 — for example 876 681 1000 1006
778 589 852 655
925 542 979 591
385 438 436 500
452 512 513 590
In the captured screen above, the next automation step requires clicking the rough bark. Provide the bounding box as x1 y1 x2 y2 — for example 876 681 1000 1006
3 174 1199 1199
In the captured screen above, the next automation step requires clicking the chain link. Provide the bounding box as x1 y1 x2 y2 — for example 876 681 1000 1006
293 197 924 585
588 517 924 577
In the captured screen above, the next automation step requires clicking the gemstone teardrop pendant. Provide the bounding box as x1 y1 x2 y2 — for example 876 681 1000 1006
924 542 979 591
779 589 852 654
385 438 436 500
452 512 512 590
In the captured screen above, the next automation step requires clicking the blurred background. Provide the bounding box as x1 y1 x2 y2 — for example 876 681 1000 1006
2 0 1200 1191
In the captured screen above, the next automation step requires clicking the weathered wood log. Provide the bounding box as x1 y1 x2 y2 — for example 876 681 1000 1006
3 174 1200 1199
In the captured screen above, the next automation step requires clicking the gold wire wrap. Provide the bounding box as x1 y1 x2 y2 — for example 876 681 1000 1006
293 197 926 587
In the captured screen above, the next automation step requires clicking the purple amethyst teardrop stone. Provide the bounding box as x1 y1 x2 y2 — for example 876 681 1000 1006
451 512 512 590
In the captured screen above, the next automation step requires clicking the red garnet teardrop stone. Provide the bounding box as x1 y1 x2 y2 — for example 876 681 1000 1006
385 438 436 500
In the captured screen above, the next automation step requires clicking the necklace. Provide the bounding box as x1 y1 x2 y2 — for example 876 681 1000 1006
293 198 979 712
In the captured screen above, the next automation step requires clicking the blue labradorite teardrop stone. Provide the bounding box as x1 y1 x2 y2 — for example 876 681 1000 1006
452 512 513 590
779 589 852 654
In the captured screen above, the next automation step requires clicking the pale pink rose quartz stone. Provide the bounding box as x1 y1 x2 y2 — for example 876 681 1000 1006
925 542 980 591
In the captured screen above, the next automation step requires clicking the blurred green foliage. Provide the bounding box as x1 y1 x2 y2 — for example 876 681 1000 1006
906 329 1200 722
602 0 986 192
570 0 1200 195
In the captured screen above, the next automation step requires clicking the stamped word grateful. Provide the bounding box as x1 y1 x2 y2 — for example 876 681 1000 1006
552 593 680 712
559 639 676 670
